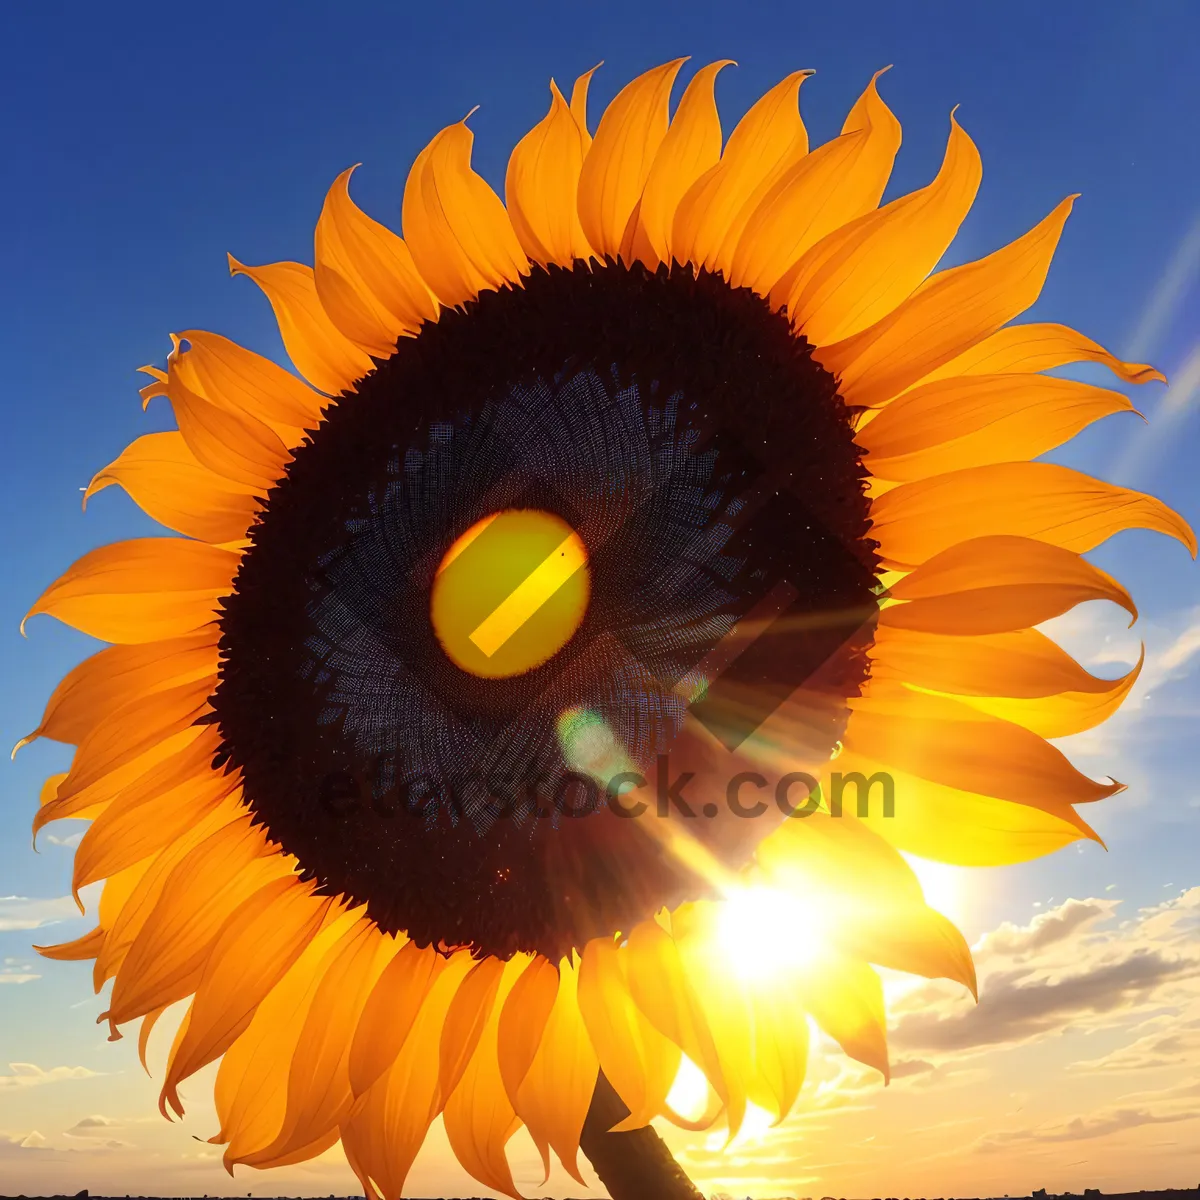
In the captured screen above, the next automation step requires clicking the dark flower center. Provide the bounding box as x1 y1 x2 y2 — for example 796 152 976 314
211 260 879 960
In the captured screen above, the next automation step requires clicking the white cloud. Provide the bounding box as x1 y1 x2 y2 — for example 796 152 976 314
0 1064 99 1090
890 889 1200 1058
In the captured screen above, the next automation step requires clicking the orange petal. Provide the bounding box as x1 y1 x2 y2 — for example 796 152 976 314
213 909 363 1161
508 957 598 1184
172 329 325 433
911 320 1166 388
340 953 474 1200
315 167 439 355
784 110 981 338
15 630 216 754
497 956 559 1118
441 955 529 1199
402 120 529 309
85 432 262 543
880 535 1137 634
730 70 901 297
870 461 1197 569
149 359 289 491
570 65 600 151
844 690 1121 810
103 817 289 1028
438 956 506 1100
23 538 238 643
629 60 733 267
35 725 210 839
349 940 450 1098
576 59 687 260
234 925 400 1168
817 197 1077 408
229 256 374 395
51 674 213 804
505 82 594 267
577 935 681 1131
873 624 1132 699
673 70 813 273
160 877 329 1117
72 741 236 894
860 374 1137 480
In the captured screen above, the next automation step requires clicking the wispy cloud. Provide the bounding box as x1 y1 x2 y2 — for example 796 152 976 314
0 895 81 934
1125 212 1200 364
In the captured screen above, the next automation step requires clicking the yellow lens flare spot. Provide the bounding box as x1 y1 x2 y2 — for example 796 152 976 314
430 508 590 679
716 885 824 982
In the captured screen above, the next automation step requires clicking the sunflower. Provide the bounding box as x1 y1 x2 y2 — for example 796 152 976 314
22 59 1193 1200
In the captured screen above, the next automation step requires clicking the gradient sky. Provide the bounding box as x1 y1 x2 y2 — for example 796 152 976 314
2 1 1199 1196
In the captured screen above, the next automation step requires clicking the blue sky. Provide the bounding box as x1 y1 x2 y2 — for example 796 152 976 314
2 1 1199 1194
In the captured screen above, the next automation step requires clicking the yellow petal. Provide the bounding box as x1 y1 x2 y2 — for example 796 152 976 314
629 60 733 267
871 461 1197 569
160 877 329 1117
505 82 594 267
625 917 741 1135
402 120 529 309
442 955 530 1199
85 432 262 544
670 904 757 1138
817 197 1077 408
349 940 450 1098
731 70 901 297
23 538 238 643
756 812 976 994
341 954 474 1200
673 70 814 273
860 374 1137 480
16 630 216 754
172 329 325 432
576 59 687 260
828 753 1092 864
314 166 439 358
577 935 681 1131
229 256 374 395
880 535 1136 634
746 983 809 1121
844 690 1121 811
509 957 598 1184
911 321 1166 388
785 110 981 339
800 955 889 1080
103 817 289 1029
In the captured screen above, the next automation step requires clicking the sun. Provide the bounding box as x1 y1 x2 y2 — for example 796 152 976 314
716 885 826 983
